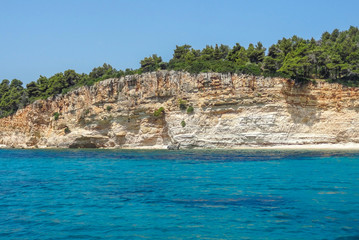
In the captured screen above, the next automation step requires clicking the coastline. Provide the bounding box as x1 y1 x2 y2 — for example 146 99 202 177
2 72 359 150
252 143 359 150
3 143 359 150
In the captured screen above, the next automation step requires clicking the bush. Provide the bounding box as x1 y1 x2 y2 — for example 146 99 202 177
187 106 194 114
64 127 70 134
153 107 165 117
238 63 262 76
53 112 60 121
181 120 186 127
106 106 113 112
179 99 187 110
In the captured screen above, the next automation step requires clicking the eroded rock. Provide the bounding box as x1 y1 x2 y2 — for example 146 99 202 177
1 71 359 148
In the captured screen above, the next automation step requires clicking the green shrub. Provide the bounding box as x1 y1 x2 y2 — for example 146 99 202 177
53 112 60 121
64 127 70 134
62 88 70 95
181 120 186 127
178 99 187 110
187 106 194 114
106 106 113 112
153 107 165 117
238 63 262 76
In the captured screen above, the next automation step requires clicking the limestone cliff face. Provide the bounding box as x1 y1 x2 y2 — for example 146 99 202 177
1 71 359 148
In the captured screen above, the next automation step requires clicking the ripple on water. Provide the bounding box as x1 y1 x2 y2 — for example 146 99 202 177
0 149 359 239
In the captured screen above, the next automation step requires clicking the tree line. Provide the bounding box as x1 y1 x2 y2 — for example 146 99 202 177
0 26 358 118
141 26 359 81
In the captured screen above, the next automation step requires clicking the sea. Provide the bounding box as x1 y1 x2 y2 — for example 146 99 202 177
1 149 359 240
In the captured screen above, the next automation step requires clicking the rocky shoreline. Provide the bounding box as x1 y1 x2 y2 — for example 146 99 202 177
1 71 359 149
3 143 359 150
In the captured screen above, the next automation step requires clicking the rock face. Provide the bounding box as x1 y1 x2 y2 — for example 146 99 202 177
1 71 359 149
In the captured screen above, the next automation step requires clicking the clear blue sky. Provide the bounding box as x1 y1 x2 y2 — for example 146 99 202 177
1 0 358 84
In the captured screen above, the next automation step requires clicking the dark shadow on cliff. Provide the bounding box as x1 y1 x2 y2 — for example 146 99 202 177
282 79 320 127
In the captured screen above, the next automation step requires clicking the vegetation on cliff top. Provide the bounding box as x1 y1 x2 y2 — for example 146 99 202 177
0 26 358 118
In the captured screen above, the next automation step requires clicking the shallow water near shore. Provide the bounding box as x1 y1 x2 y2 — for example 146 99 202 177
1 149 359 239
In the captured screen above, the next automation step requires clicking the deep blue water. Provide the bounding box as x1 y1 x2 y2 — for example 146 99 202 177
1 149 359 240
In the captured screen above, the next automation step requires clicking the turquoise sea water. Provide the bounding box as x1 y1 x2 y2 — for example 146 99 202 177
1 149 359 240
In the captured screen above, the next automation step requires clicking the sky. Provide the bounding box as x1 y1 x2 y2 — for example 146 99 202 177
1 0 358 85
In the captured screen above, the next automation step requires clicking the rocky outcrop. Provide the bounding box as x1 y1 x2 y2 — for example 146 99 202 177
1 71 359 149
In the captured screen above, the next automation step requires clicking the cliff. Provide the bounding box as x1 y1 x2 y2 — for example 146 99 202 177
1 71 359 149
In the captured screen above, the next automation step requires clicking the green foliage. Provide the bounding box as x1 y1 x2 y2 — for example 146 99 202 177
172 45 192 61
238 63 262 76
106 105 113 112
53 112 60 121
140 54 163 72
246 42 266 64
166 26 359 81
26 81 40 102
279 42 310 80
1 27 359 119
0 62 140 118
89 63 115 79
64 127 70 134
181 120 186 127
178 99 187 110
153 107 165 117
187 106 194 114
0 79 26 118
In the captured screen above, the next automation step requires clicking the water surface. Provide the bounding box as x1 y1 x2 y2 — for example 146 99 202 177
1 149 359 239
